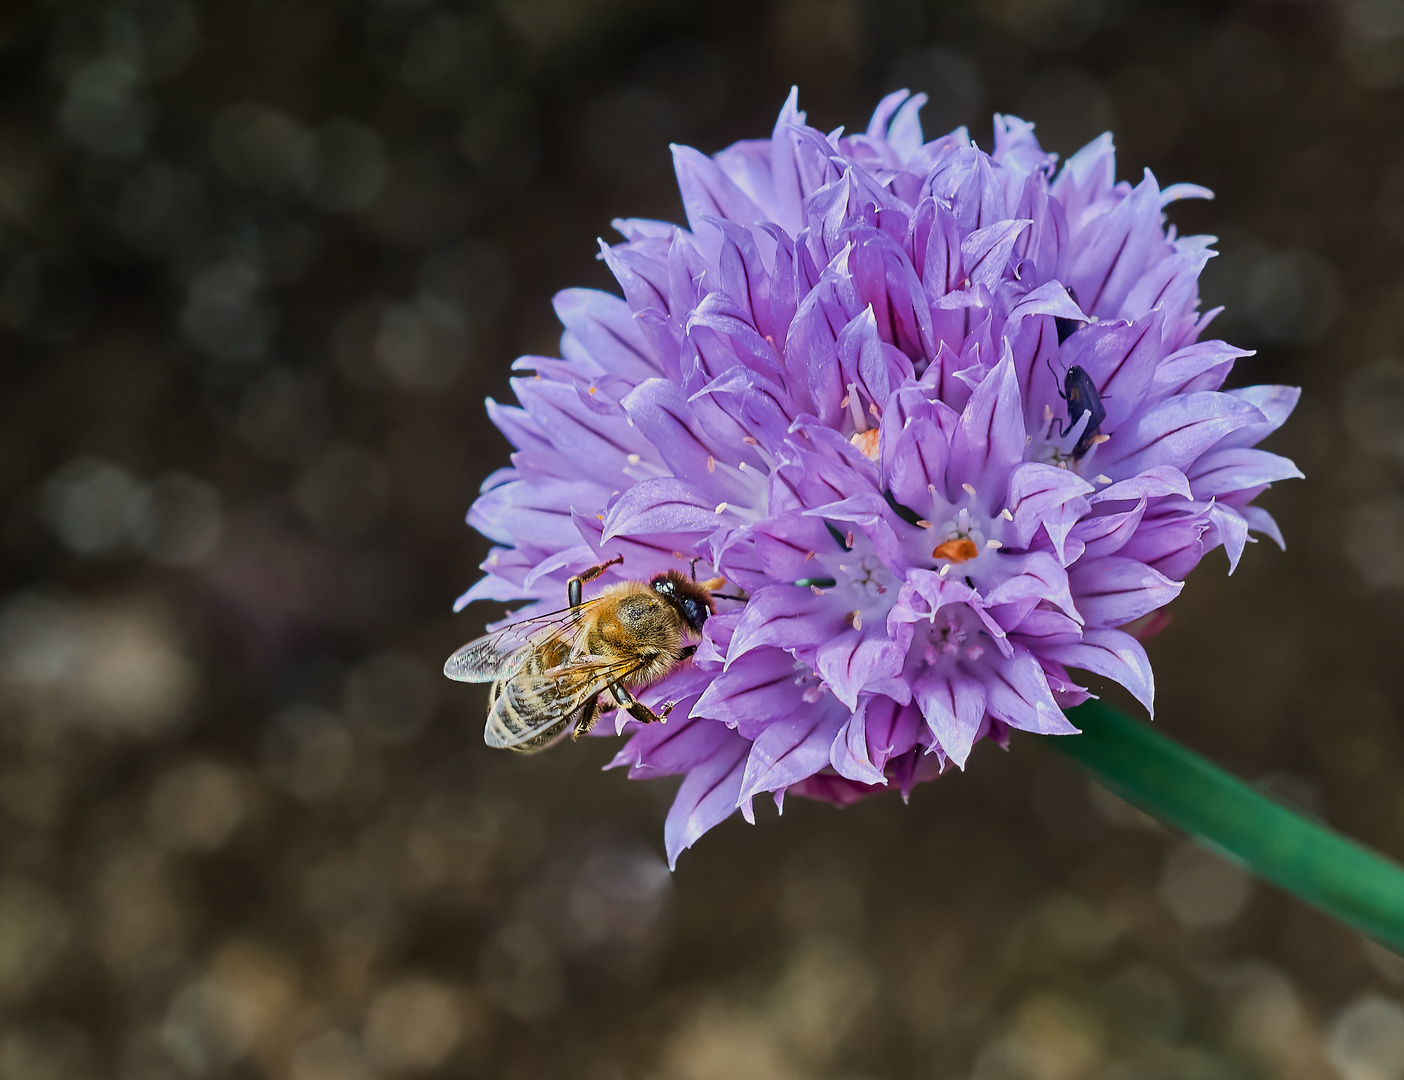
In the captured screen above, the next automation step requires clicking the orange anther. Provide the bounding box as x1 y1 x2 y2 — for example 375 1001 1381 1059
932 537 979 563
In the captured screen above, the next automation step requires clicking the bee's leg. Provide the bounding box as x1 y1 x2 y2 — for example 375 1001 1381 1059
568 554 624 608
608 680 665 725
678 645 697 661
571 694 600 740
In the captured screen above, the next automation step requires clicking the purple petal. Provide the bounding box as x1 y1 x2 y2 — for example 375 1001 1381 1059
1009 606 1082 647
830 695 921 785
471 477 610 549
763 88 807 230
1006 278 1087 324
706 217 772 334
664 729 750 868
848 228 934 363
1116 509 1211 581
694 647 816 738
1071 499 1147 560
621 379 763 505
1094 392 1266 476
1160 183 1214 204
1069 556 1183 628
884 417 953 513
1007 316 1065 435
688 366 796 453
815 630 905 710
570 507 709 580
1064 170 1165 319
514 376 656 477
453 567 535 612
1090 465 1191 505
486 398 548 453
600 238 670 317
1188 448 1303 500
1152 339 1251 396
915 198 965 302
886 93 929 161
607 713 732 777
789 770 885 807
1217 385 1302 450
1005 461 1095 559
1207 501 1250 574
686 293 788 392
1008 172 1068 280
602 477 726 541
554 288 661 383
672 144 764 251
993 114 1052 177
887 746 948 800
959 218 1030 294
521 545 606 591
831 707 888 786
837 305 915 416
951 152 1007 232
985 648 1078 735
737 711 846 807
948 349 1026 513
920 340 974 409
887 569 978 631
694 608 739 667
750 512 835 582
783 265 849 426
866 89 913 140
1125 244 1215 348
912 668 987 767
726 585 834 664
1052 132 1116 226
611 217 678 243
1242 505 1286 549
983 551 1080 623
1042 629 1155 715
1063 308 1164 429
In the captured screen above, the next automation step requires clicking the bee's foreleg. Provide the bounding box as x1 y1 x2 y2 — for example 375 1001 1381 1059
568 555 625 608
572 694 600 740
609 680 666 725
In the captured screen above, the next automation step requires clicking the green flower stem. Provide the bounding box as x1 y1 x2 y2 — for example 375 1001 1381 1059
1055 699 1404 953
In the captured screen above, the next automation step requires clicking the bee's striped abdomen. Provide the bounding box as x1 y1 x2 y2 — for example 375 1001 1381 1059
483 641 574 753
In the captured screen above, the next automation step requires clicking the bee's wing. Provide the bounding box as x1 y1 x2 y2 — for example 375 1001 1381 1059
443 601 596 683
483 653 645 751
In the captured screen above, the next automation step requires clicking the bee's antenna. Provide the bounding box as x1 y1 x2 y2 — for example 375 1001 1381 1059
711 592 748 602
689 556 700 581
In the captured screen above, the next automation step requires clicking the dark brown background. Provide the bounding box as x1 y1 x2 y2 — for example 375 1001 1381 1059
0 0 1401 1077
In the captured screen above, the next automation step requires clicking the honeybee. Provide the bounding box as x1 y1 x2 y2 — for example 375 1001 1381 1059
443 556 725 753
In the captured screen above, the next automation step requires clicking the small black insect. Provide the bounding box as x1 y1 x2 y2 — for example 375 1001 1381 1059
1051 363 1107 461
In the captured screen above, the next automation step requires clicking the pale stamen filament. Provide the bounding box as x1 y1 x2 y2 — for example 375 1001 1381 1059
846 382 867 433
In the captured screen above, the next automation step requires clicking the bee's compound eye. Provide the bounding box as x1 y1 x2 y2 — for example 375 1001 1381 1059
680 597 707 631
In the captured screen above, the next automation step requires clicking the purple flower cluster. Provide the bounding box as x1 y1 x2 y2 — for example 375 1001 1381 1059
458 90 1300 866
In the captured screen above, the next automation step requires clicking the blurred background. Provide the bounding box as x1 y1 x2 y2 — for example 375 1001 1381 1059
2 0 1403 1077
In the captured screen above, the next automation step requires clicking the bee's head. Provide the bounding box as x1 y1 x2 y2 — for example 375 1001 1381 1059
649 570 713 634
